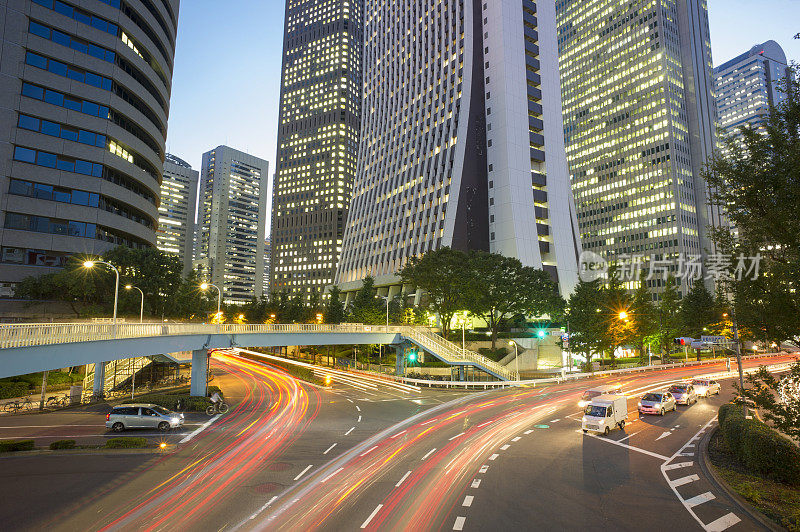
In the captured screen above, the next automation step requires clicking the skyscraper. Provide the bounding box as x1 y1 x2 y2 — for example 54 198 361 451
195 146 268 304
157 153 197 274
335 0 581 300
0 0 179 296
714 40 790 137
556 0 722 295
270 0 363 300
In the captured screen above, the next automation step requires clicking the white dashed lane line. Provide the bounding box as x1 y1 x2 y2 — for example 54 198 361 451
488 453 499 461
453 516 466 530
361 504 383 529
421 448 436 460
323 443 337 455
345 427 355 436
462 495 474 507
395 470 412 487
500 444 510 450
479 465 489 473
448 432 465 441
294 464 313 481
471 479 481 488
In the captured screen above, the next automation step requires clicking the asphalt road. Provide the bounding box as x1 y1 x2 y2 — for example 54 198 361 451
0 353 794 531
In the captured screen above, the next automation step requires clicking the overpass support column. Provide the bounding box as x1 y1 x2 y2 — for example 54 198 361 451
395 346 405 376
190 349 209 397
93 362 106 394
458 366 465 381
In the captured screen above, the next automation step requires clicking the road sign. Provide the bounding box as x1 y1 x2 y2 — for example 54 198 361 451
701 335 728 344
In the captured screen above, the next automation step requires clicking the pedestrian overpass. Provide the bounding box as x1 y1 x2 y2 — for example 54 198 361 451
0 323 514 395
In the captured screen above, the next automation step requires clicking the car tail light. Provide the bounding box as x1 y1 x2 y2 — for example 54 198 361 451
106 413 110 421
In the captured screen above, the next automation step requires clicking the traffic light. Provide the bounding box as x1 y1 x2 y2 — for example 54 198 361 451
537 330 546 339
407 350 417 363
673 337 694 346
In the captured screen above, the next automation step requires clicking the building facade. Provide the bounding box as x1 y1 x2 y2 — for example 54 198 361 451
270 0 363 301
335 0 581 300
556 0 721 295
0 0 179 296
194 145 268 304
262 236 271 298
157 153 196 274
714 40 790 137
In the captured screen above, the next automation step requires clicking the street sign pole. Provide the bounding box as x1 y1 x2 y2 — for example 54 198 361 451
731 308 747 418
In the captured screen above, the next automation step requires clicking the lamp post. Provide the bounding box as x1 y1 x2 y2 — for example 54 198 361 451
200 282 222 329
83 259 119 396
125 284 144 323
508 340 520 383
458 313 468 354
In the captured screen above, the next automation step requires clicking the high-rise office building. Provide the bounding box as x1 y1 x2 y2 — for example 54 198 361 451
157 153 197 274
335 0 581 300
714 40 790 137
270 0 363 300
0 0 179 296
263 236 271 298
194 146 268 304
556 0 722 295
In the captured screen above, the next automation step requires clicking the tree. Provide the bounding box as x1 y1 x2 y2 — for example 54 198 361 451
705 65 800 347
738 360 800 442
172 268 213 319
629 281 658 361
565 279 609 369
399 248 470 339
467 251 564 349
325 287 346 324
104 246 183 319
602 264 632 367
348 277 384 324
657 275 682 357
680 278 721 342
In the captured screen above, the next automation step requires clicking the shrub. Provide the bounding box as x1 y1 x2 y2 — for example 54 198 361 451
49 439 76 450
0 381 32 400
122 387 222 412
105 437 147 449
719 404 800 486
0 439 35 452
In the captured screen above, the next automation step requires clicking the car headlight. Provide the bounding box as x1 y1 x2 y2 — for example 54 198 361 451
172 417 180 423
654 403 661 409
637 402 642 407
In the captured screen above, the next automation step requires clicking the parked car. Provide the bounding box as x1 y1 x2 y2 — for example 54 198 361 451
691 379 721 397
582 394 628 436
106 404 184 432
578 384 624 407
668 383 698 405
637 392 677 416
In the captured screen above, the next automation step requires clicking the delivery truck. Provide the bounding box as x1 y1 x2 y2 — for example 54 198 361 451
581 394 628 436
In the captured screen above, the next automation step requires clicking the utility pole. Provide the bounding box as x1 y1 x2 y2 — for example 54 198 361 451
731 308 747 417
39 370 48 411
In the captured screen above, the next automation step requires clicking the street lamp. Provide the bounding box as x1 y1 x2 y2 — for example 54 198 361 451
508 340 520 383
83 260 119 334
125 284 144 323
618 311 628 321
200 282 222 327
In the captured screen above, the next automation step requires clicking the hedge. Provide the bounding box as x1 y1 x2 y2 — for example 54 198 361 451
49 439 76 450
105 437 147 449
122 386 222 412
718 404 800 485
0 382 32 400
0 440 35 452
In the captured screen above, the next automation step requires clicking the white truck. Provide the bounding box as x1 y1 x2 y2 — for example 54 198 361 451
581 394 628 436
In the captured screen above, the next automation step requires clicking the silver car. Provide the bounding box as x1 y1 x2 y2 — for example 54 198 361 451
668 383 698 406
106 404 184 432
638 392 677 416
691 379 721 397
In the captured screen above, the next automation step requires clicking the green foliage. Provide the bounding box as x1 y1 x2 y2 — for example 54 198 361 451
705 66 800 348
0 440 35 452
105 437 147 449
737 361 800 442
0 381 32 400
348 277 386 325
325 286 346 324
657 275 682 355
236 351 325 385
680 278 722 339
565 279 610 364
477 347 509 362
630 281 658 357
49 439 76 450
719 404 800 485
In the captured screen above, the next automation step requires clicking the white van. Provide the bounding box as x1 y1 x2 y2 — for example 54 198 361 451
578 384 624 407
581 395 628 436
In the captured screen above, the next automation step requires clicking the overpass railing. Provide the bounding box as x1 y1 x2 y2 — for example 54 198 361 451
0 322 409 349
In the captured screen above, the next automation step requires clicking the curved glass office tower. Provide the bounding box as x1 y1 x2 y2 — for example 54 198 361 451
0 0 179 295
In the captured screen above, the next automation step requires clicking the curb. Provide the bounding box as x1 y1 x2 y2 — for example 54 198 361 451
698 424 785 532
0 446 176 459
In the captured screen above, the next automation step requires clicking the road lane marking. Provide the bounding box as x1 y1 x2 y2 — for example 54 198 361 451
347 398 353 403
321 467 344 483
391 430 407 439
550 419 560 423
462 495 474 507
476 420 493 428
471 479 481 488
361 504 383 528
421 418 438 425
453 516 466 530
396 470 412 487
294 464 313 481
178 414 221 444
489 453 499 461
685 492 715 508
500 444 510 450
248 496 278 520
358 415 362 422
524 429 534 434
356 405 361 412
705 513 741 531
360 445 378 456
582 432 670 460
663 461 693 471
616 430 641 442
449 432 465 441
679 451 695 457
323 443 337 455
669 474 699 488
479 465 489 473
656 431 672 441
511 436 521 442
345 427 355 435
421 448 437 460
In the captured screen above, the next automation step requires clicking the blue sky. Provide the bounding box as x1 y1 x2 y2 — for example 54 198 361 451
165 0 799 231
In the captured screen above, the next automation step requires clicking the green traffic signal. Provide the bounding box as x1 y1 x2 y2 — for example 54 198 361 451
408 351 417 363
537 330 546 338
